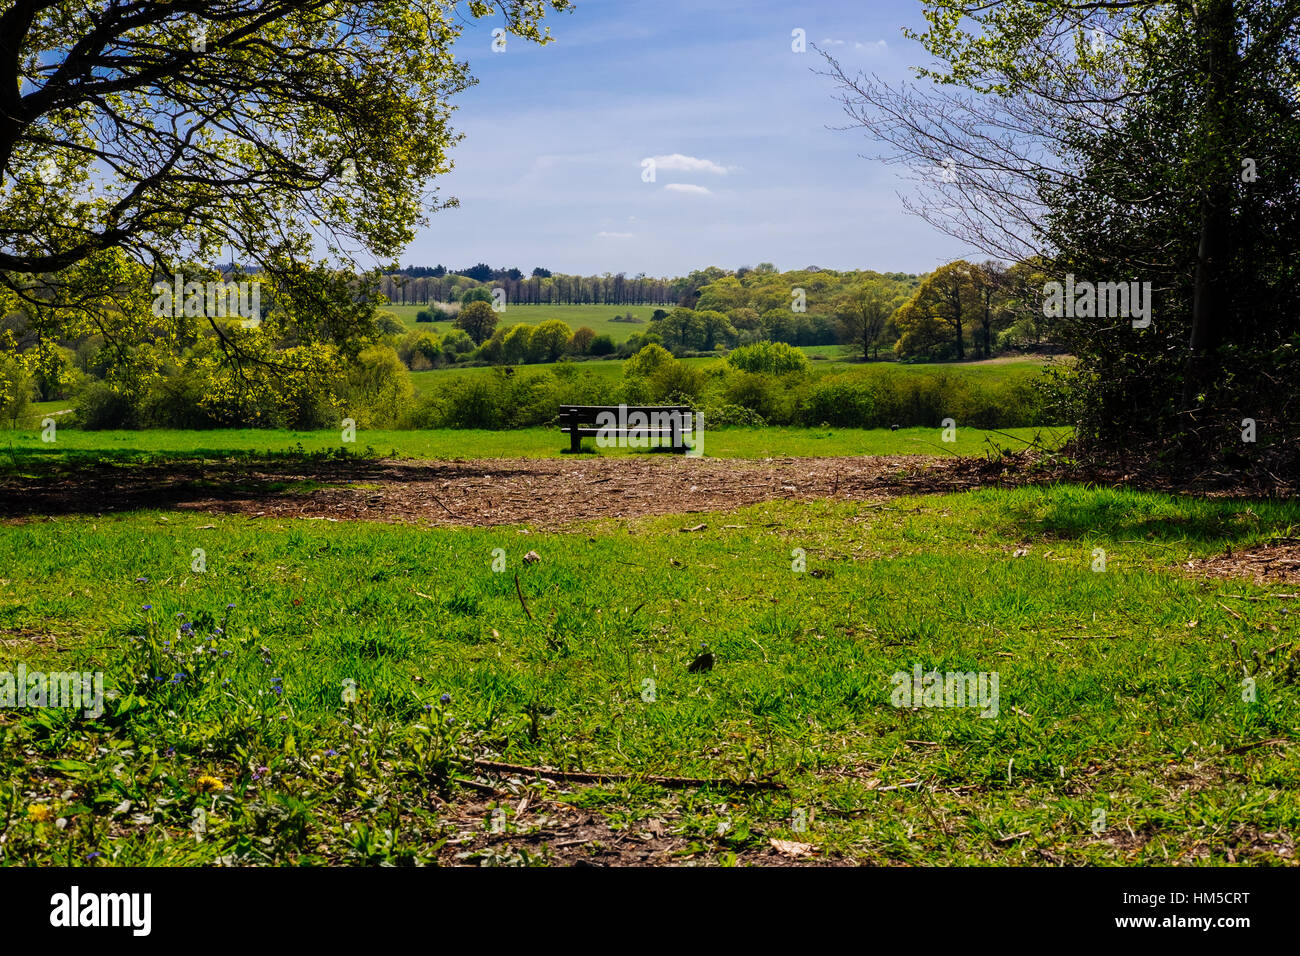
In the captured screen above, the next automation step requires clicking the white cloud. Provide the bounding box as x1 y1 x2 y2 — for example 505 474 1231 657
643 153 733 176
596 230 634 239
663 183 714 196
821 38 846 46
855 40 888 52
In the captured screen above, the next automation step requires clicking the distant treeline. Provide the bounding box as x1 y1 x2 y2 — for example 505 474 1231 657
376 263 922 311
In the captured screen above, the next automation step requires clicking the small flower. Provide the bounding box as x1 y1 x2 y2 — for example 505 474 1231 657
142 604 152 611
135 576 148 583
324 749 338 757
440 693 451 705
196 775 224 793
227 603 236 609
85 851 101 860
27 804 55 824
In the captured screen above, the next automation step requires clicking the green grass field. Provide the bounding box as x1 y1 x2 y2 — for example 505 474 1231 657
0 425 1068 464
404 353 1054 394
2 483 1297 865
387 303 668 343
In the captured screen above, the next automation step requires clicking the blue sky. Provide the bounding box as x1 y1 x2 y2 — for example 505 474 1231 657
400 0 976 277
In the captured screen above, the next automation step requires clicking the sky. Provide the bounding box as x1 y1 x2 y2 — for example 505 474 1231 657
397 0 979 277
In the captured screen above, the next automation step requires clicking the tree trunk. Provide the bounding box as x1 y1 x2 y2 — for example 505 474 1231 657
1180 0 1237 421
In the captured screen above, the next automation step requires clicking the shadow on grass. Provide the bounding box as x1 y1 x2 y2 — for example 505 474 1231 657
988 485 1300 546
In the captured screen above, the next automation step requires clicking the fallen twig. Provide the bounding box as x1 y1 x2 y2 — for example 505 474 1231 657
513 572 533 621
470 759 785 791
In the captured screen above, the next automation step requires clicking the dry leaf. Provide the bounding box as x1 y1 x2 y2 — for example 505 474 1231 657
769 838 815 858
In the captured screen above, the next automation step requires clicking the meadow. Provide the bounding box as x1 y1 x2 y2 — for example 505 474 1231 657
387 302 669 343
1 424 1068 464
2 484 1297 865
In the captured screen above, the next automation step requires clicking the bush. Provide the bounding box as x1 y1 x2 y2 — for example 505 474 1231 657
649 360 706 402
375 311 404 336
530 320 572 362
442 329 475 357
0 351 35 427
727 341 810 375
589 334 615 356
74 381 141 429
570 326 597 354
397 331 442 370
623 343 674 378
337 345 414 428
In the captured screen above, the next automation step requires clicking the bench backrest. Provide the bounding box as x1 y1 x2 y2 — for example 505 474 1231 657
558 405 693 427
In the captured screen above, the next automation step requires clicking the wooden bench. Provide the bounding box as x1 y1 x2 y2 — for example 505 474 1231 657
559 404 697 455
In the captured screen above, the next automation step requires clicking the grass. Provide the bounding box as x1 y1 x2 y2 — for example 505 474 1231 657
387 303 667 342
0 425 1070 465
2 483 1298 865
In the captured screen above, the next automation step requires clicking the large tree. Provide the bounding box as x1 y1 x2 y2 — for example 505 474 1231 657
824 0 1300 463
835 281 898 361
1 1 569 309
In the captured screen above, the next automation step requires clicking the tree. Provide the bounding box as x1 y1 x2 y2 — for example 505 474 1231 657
893 262 978 360
624 343 674 378
654 308 704 351
970 262 1012 360
695 310 736 350
460 287 494 305
497 324 533 364
455 301 498 346
836 283 897 361
529 320 571 362
1 1 570 297
823 0 1300 463
570 326 596 354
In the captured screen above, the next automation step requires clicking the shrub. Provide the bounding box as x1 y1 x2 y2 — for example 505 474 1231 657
530 320 572 363
649 360 706 402
441 329 475 357
623 343 674 378
397 330 442 370
497 324 532 364
727 341 810 375
336 345 414 428
74 381 141 429
374 311 404 335
589 334 615 356
0 351 35 428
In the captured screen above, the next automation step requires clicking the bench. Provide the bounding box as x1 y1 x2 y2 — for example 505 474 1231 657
559 404 697 455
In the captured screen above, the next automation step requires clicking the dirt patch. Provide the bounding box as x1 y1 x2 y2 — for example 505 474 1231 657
434 787 847 867
1184 540 1300 586
0 454 1023 528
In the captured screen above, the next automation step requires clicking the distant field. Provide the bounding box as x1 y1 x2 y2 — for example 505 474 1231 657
0 425 1070 463
406 354 1054 393
386 303 668 343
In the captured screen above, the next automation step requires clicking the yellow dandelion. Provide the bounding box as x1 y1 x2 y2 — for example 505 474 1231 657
27 804 55 823
196 775 225 793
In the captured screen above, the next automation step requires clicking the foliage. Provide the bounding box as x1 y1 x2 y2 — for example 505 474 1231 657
726 341 811 376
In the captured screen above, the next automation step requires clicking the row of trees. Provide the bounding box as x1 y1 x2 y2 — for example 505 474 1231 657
379 271 682 307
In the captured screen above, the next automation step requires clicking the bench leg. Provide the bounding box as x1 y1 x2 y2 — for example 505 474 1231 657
564 430 582 454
